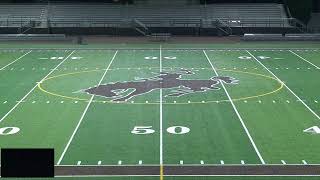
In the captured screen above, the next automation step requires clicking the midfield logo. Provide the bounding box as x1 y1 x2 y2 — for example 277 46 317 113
84 69 238 102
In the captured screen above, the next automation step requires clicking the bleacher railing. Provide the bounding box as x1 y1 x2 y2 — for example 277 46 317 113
0 16 308 33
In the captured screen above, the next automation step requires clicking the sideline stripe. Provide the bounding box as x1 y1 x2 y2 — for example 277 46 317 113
55 175 320 177
204 50 266 165
0 50 75 123
289 50 320 69
57 50 118 165
159 44 164 180
247 50 320 121
0 50 32 70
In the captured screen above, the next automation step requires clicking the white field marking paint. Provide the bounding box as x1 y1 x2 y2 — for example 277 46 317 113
159 44 163 166
77 161 81 165
286 100 290 103
118 160 122 165
0 51 75 124
302 160 308 165
3 101 7 104
290 50 320 69
98 161 102 165
315 100 318 103
54 175 320 178
180 160 184 165
200 160 204 165
220 160 225 165
71 57 82 60
0 50 32 70
57 50 118 165
204 50 266 165
247 50 320 121
241 160 245 165
139 160 143 165
281 160 286 165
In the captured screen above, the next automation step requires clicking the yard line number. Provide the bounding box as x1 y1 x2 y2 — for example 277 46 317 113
145 56 177 60
304 126 320 134
0 127 20 135
131 126 190 135
238 56 270 60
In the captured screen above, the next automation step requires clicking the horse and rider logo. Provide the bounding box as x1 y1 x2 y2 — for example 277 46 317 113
83 69 238 102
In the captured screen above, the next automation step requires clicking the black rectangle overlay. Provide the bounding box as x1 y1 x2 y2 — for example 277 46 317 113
1 148 54 177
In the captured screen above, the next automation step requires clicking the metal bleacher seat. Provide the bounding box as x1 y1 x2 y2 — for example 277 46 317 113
206 3 290 28
0 4 44 27
0 2 292 29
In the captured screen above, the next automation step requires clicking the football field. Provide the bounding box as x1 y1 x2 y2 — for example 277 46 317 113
0 46 320 179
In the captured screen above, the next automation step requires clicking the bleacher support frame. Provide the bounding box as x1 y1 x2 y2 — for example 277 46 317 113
0 3 312 36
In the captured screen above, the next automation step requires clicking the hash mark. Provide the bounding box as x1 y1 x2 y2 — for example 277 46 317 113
180 160 184 165
241 160 245 164
77 161 81 165
281 160 286 164
98 161 102 165
200 160 204 165
118 160 122 165
139 160 143 165
220 160 224 165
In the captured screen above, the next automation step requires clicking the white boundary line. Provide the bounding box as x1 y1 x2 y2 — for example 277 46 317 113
203 50 266 165
55 175 320 177
246 50 320 121
159 45 163 166
0 50 32 70
57 50 118 165
289 50 320 69
56 163 320 167
0 50 75 124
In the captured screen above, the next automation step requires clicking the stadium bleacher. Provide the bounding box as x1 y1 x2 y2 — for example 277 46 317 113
0 2 309 36
0 3 292 28
0 4 44 27
308 13 320 32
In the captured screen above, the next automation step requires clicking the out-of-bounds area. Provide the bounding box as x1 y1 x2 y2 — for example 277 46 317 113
1 177 320 180
0 42 319 179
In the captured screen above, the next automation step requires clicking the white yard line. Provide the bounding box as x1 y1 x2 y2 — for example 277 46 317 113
57 50 118 165
247 50 320 121
159 44 163 166
203 50 266 164
289 50 320 69
0 50 75 123
0 50 32 70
